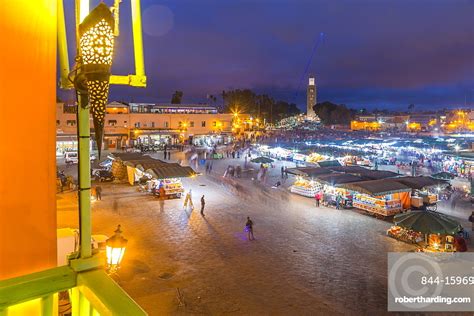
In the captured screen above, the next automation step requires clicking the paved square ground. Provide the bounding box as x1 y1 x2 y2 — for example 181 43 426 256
57 154 425 315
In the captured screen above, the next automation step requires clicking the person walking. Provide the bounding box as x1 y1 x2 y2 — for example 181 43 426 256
315 192 320 207
163 150 167 160
184 189 194 210
200 195 205 216
335 193 342 210
281 166 284 179
167 151 171 160
95 185 102 201
245 217 254 240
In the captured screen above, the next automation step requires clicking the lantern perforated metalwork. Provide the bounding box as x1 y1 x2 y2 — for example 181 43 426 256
79 3 115 157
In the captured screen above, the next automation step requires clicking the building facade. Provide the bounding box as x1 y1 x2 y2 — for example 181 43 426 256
306 76 317 119
351 114 409 131
56 102 248 152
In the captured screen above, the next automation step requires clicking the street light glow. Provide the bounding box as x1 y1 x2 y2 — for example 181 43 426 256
106 225 128 273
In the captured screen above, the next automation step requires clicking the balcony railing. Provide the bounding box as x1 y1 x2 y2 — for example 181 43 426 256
0 258 146 316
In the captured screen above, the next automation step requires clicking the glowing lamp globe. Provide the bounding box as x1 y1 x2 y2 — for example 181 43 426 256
78 3 115 157
106 225 128 271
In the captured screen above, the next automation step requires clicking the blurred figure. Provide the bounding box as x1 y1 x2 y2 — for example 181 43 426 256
184 189 194 210
200 195 205 216
245 217 254 241
95 185 102 201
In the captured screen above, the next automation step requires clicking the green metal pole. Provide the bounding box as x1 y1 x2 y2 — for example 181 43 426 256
57 0 72 89
77 92 92 259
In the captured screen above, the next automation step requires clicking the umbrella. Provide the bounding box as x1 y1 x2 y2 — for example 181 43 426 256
431 172 455 180
394 211 462 235
251 156 274 164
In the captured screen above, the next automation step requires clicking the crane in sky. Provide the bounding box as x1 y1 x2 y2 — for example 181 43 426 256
294 32 325 101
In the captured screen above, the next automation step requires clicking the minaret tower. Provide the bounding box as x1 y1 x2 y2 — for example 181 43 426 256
307 76 317 119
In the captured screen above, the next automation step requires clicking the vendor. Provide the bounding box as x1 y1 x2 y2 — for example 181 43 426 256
455 230 468 252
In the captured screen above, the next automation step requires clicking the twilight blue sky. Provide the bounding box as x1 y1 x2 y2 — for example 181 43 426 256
61 0 474 110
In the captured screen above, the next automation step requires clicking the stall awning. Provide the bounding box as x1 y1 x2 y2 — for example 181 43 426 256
328 166 367 173
123 159 168 171
108 153 149 161
339 179 411 196
316 160 341 167
314 173 364 186
145 166 197 179
328 166 399 180
358 170 399 180
392 176 448 190
285 167 333 177
110 153 198 179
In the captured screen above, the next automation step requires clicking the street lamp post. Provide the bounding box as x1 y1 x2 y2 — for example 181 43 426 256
72 3 115 259
106 225 128 273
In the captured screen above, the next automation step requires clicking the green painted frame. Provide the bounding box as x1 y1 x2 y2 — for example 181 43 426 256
0 265 147 315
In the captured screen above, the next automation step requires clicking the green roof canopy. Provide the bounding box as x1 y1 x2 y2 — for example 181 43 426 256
394 211 462 235
251 156 274 164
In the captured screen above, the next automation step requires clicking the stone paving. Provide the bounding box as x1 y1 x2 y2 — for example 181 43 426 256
57 151 470 315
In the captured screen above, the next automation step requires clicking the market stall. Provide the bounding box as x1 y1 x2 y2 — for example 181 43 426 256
108 153 198 199
339 179 412 217
391 211 464 252
290 176 321 197
292 153 308 164
341 155 370 167
285 167 333 178
266 147 293 160
393 176 448 211
140 165 197 199
306 153 328 164
313 173 363 208
387 226 424 244
315 160 341 168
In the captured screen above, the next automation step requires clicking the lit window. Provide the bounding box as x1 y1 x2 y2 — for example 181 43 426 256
213 121 217 127
108 120 117 126
201 121 206 127
135 122 140 128
66 120 76 126
189 121 194 127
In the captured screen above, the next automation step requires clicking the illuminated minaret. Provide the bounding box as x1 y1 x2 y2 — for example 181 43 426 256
307 76 317 119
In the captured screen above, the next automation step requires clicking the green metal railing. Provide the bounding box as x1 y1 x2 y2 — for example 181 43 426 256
0 261 146 316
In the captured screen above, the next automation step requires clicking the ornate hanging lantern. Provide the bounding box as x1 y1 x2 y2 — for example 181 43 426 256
78 3 115 157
